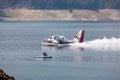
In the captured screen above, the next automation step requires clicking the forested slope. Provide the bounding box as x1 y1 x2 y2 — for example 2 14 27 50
0 0 120 10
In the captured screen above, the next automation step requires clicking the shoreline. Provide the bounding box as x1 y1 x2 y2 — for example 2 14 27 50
0 20 120 23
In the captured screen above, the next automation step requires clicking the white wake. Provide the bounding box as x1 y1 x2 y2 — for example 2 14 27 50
72 37 120 51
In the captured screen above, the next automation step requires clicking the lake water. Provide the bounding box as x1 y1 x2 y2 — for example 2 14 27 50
0 21 120 80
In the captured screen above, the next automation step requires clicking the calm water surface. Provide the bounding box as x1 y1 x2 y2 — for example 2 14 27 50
0 21 120 80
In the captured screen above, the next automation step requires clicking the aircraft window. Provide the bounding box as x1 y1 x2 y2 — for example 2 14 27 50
54 36 60 40
62 37 64 40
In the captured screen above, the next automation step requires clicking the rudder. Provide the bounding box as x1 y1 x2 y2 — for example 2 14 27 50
79 30 85 43
73 30 85 43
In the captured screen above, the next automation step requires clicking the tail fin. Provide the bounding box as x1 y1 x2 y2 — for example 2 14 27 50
73 30 85 43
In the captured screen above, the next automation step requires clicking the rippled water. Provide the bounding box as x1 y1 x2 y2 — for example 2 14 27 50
0 21 120 80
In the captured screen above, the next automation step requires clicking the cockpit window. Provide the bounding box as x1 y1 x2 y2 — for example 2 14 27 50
54 36 60 40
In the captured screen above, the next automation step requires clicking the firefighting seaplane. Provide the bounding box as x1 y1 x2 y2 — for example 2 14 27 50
41 30 85 46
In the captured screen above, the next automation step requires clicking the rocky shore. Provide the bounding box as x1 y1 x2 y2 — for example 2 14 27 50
0 9 120 21
0 68 15 80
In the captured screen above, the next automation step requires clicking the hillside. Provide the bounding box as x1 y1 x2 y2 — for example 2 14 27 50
0 9 120 21
0 0 120 10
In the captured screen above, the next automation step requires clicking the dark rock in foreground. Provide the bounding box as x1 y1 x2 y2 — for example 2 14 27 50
0 68 15 80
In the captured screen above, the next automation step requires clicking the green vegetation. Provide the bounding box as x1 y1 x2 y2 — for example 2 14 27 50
0 0 119 10
45 12 57 17
4 11 19 18
0 10 7 17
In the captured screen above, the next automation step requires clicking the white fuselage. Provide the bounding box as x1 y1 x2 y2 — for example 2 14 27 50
41 35 73 46
41 30 85 46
